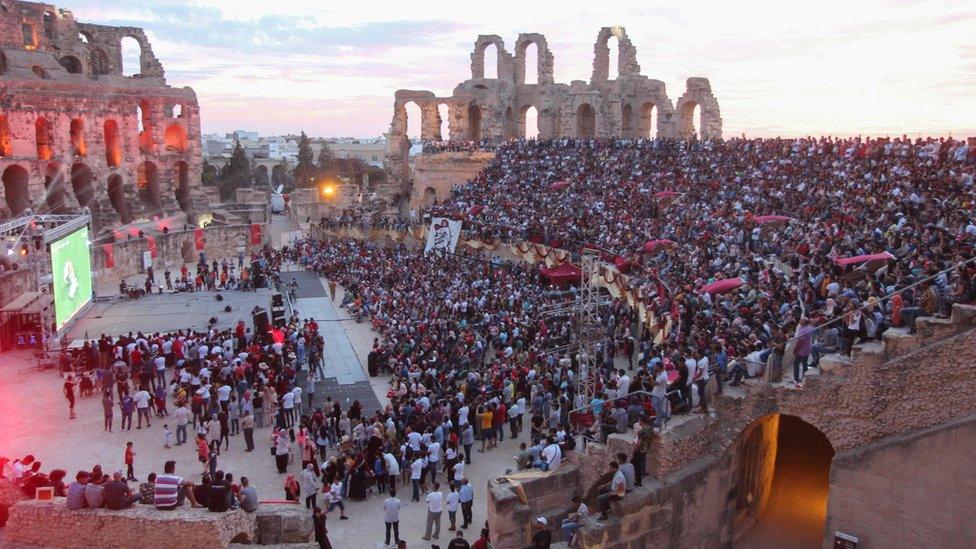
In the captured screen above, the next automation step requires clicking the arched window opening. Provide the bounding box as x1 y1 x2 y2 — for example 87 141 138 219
107 174 129 222
640 103 658 139
59 55 83 74
692 104 702 138
104 119 121 167
22 23 36 48
467 104 482 142
42 12 54 40
164 123 187 153
2 165 31 216
175 161 190 212
138 100 153 154
32 65 51 79
0 115 11 156
121 36 142 77
78 32 89 44
522 106 539 140
70 119 87 156
403 101 421 140
622 104 633 135
423 186 437 207
437 104 450 142
607 36 619 80
254 165 270 186
483 44 498 79
523 42 538 85
35 118 53 160
576 104 595 139
137 161 161 212
70 162 94 208
171 104 183 119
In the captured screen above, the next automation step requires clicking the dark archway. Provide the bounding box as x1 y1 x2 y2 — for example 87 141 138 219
90 48 110 75
576 104 595 139
2 164 31 216
423 186 437 206
175 161 190 213
70 163 95 208
467 104 482 142
44 162 66 213
735 414 834 549
59 55 83 74
137 161 161 213
107 173 129 222
621 104 633 136
271 164 285 188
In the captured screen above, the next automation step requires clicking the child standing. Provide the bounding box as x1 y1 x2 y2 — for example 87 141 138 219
124 441 137 482
163 424 174 449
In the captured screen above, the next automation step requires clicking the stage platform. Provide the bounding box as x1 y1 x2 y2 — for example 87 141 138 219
64 288 273 340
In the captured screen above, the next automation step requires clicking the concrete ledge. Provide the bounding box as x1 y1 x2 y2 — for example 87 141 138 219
4 499 311 548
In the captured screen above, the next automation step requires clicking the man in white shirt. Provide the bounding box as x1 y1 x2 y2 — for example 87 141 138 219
426 439 441 483
597 461 626 520
410 455 425 502
326 480 348 519
383 490 402 545
133 388 151 429
617 370 631 397
383 452 400 494
281 391 295 427
535 436 561 471
422 482 444 541
561 495 588 545
445 483 461 530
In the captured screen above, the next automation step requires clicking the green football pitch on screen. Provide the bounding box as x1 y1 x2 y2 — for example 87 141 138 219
50 226 92 330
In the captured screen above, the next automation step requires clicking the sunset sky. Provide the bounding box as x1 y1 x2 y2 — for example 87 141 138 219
67 0 976 138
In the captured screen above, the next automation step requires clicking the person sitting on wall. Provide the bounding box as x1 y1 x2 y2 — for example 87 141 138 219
596 460 626 520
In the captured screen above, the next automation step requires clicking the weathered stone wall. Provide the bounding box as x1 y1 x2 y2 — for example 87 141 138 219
409 151 495 210
0 1 204 229
0 268 35 309
823 415 976 549
92 223 262 288
487 461 582 549
4 498 313 548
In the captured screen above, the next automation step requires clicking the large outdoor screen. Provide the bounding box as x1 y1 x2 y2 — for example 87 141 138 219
50 226 92 330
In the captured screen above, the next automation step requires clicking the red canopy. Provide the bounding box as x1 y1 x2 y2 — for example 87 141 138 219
833 252 895 268
754 215 792 226
467 205 484 216
643 239 676 253
614 256 633 273
540 262 583 286
699 278 743 296
549 181 570 191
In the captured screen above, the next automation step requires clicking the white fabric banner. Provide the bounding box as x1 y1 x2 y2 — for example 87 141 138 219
424 217 462 256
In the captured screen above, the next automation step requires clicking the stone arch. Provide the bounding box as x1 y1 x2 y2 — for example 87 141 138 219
0 115 11 156
42 11 54 39
674 78 722 139
174 161 190 212
35 117 53 160
519 105 539 139
271 164 285 187
104 119 121 167
423 186 437 207
504 106 516 139
59 55 83 74
591 26 640 83
437 103 450 141
403 101 422 140
90 48 110 75
70 118 87 156
170 104 183 118
164 123 187 153
514 33 554 85
254 164 269 186
44 162 66 213
467 103 482 141
640 102 658 138
138 99 153 153
470 35 507 80
120 35 143 77
107 173 129 221
735 413 834 546
621 103 633 135
2 164 30 216
576 103 595 139
70 162 95 208
137 161 161 213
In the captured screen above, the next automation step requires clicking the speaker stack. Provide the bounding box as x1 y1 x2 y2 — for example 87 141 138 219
270 292 286 327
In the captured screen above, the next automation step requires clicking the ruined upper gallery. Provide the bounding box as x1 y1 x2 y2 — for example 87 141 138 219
0 0 203 227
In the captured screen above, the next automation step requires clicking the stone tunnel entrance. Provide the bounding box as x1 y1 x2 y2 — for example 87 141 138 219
734 414 834 549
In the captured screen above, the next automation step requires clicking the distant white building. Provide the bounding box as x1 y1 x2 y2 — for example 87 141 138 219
268 137 299 160
327 138 387 168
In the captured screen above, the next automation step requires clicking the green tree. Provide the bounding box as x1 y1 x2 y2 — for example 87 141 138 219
201 159 216 186
216 140 252 201
293 132 316 188
316 142 335 177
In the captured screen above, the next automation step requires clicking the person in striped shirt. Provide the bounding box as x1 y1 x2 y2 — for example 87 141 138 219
154 460 202 509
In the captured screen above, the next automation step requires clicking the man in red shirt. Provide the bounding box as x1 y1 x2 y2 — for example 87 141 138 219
471 528 490 549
